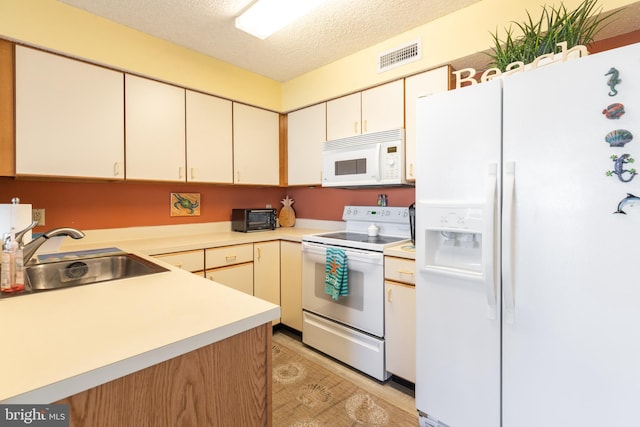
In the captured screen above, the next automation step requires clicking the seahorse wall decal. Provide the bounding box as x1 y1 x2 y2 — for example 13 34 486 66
606 154 637 182
605 67 621 96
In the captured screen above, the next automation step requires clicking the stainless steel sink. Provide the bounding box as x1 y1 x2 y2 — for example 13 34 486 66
24 253 169 291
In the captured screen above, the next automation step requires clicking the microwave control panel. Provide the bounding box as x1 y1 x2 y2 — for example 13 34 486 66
382 143 401 180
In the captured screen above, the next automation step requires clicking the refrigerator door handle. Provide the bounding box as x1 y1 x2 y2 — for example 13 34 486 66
503 161 516 324
484 163 498 320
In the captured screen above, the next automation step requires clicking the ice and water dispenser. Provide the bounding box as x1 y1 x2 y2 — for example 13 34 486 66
421 203 485 276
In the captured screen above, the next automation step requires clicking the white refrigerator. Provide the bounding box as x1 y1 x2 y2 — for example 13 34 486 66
415 42 640 427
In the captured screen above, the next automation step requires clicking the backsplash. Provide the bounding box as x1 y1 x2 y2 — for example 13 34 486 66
0 178 415 231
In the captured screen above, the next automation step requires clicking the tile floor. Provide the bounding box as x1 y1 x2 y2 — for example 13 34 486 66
272 328 416 416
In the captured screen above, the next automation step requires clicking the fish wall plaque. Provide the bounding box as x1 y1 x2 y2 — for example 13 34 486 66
602 103 625 119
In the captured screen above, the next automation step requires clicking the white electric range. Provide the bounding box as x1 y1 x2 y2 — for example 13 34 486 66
301 206 411 381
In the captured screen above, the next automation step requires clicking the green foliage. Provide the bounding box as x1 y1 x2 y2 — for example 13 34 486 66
487 0 620 71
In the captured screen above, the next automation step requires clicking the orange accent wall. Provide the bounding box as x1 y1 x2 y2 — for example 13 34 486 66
0 178 415 231
0 178 287 231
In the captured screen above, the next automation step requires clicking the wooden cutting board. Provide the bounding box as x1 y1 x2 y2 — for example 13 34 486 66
279 206 296 227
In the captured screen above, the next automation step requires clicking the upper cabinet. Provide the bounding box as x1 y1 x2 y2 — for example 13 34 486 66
326 80 404 140
287 103 326 186
233 103 280 185
125 74 186 182
15 46 125 179
185 90 233 184
404 66 452 181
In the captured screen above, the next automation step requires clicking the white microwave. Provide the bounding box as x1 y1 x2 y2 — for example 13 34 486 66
321 128 411 187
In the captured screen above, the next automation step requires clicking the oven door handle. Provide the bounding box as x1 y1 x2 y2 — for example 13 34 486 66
302 241 383 264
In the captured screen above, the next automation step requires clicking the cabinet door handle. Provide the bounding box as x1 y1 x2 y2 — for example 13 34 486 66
363 119 367 133
190 168 196 180
225 255 237 262
256 247 261 261
236 171 240 183
398 270 414 276
409 163 414 178
113 162 120 176
179 166 184 179
387 287 392 303
354 121 358 134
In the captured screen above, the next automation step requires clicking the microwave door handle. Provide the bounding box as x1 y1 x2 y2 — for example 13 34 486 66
374 143 382 182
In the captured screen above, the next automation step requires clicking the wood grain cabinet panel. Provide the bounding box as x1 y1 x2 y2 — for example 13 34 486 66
57 324 272 427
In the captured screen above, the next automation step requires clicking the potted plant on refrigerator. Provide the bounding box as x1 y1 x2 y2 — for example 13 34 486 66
487 0 620 71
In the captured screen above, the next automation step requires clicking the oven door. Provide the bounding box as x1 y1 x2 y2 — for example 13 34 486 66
301 241 384 337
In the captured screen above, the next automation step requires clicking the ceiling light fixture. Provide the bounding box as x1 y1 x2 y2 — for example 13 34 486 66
235 0 327 40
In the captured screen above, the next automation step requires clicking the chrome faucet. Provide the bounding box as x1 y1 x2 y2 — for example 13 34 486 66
21 227 85 265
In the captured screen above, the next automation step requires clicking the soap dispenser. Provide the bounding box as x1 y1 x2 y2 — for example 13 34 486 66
1 230 24 293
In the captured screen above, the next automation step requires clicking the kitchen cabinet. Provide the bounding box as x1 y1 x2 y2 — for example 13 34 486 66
207 263 253 295
254 241 280 324
404 66 451 181
326 92 360 140
384 256 416 382
125 74 186 182
280 241 302 331
233 103 280 185
326 80 404 140
57 324 273 427
0 40 13 177
287 103 326 186
185 90 233 183
205 244 254 295
153 250 205 276
14 46 125 179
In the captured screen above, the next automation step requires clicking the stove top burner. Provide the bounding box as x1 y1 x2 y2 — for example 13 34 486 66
316 231 407 246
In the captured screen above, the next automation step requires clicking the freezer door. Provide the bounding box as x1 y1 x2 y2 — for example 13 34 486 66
415 79 502 427
502 42 640 427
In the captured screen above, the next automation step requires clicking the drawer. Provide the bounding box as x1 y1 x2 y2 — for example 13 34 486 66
154 250 204 272
205 243 253 269
384 256 415 285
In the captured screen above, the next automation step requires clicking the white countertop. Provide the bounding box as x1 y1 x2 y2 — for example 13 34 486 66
0 259 279 403
0 223 337 404
384 241 416 260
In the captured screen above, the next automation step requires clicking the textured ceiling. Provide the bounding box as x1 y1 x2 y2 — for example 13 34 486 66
55 0 483 81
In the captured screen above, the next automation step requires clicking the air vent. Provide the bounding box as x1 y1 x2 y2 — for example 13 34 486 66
377 39 422 73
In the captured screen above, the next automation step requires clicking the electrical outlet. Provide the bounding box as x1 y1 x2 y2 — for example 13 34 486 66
32 209 45 226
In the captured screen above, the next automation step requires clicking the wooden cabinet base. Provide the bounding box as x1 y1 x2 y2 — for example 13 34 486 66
57 324 272 427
